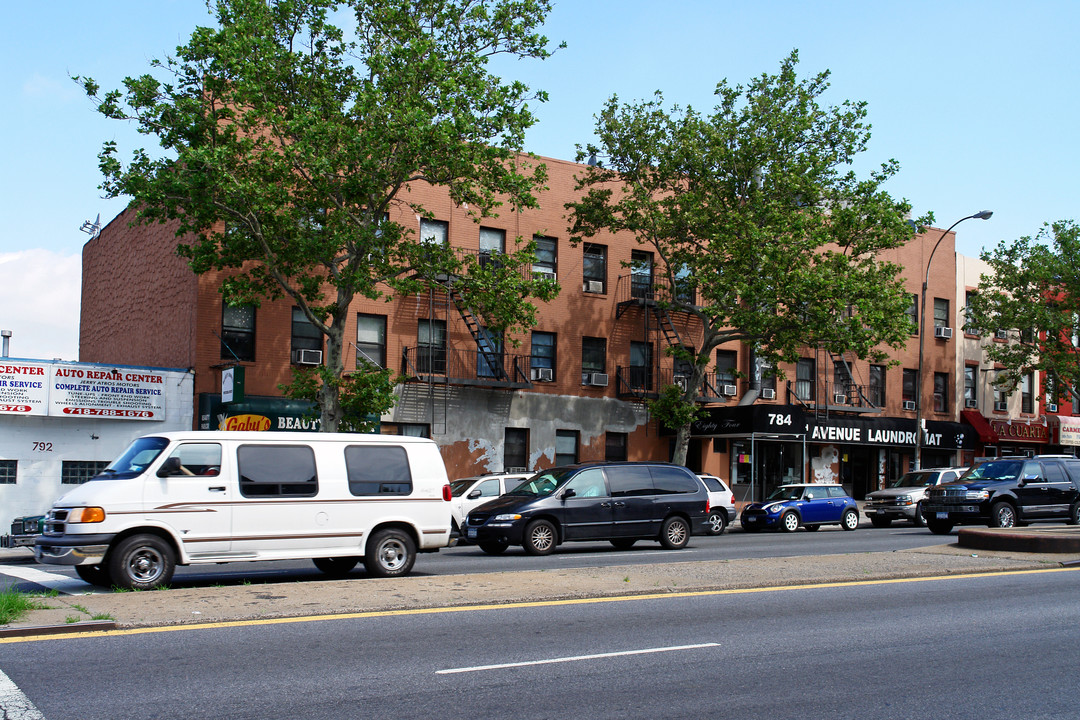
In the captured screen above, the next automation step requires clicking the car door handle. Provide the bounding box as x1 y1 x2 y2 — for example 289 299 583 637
600 502 612 508
208 486 226 492
613 501 626 507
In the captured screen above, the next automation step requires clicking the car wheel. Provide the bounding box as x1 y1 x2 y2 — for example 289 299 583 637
841 508 859 531
313 557 359 577
108 534 175 590
913 503 926 527
364 528 416 577
74 564 112 587
523 519 557 556
870 516 892 528
780 511 800 533
1069 501 1080 526
804 524 820 532
989 501 1016 529
610 539 637 550
707 511 727 536
659 516 691 549
478 539 509 555
926 519 953 535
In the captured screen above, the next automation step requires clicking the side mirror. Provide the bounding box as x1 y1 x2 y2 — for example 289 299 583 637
561 488 577 500
467 489 482 499
157 457 182 477
804 493 814 500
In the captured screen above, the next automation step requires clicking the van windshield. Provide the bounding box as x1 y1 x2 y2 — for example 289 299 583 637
507 469 574 497
95 436 170 480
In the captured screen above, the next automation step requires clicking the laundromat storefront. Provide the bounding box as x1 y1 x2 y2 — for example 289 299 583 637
687 406 980 501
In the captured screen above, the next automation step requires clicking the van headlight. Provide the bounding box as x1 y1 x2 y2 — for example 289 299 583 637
494 514 522 522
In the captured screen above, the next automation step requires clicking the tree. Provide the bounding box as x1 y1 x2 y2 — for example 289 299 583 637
966 220 1080 406
77 0 560 431
567 51 925 465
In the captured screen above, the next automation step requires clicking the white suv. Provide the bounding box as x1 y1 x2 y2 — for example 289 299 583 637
449 472 532 539
863 467 968 527
698 474 737 535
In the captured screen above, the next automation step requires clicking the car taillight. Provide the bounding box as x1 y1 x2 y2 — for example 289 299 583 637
442 484 452 502
705 499 710 513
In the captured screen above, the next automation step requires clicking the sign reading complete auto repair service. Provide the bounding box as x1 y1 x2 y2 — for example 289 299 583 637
0 361 166 420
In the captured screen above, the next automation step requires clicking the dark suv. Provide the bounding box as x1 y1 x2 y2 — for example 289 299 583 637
464 462 708 555
921 455 1080 534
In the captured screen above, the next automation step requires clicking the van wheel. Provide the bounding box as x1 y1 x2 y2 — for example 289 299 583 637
313 557 359 577
75 564 112 587
523 520 557 556
707 512 727 535
109 534 175 590
364 529 416 577
989 501 1016 528
659 516 690 549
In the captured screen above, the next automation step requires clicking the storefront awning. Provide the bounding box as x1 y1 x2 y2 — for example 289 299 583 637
961 410 1000 444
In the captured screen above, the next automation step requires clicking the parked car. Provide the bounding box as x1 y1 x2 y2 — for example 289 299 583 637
449 471 532 540
740 484 859 533
465 462 709 555
697 474 736 535
863 467 968 527
921 455 1080 534
1 514 46 548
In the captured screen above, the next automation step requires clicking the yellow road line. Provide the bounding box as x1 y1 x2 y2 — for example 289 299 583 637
3 566 1077 645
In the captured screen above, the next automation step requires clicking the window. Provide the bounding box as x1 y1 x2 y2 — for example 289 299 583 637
933 372 949 413
651 466 698 494
902 369 917 404
291 306 323 361
796 358 815 402
760 364 777 396
533 235 557 279
356 313 387 368
964 290 979 335
582 243 607 293
605 432 628 462
1021 373 1033 414
964 366 977 407
0 459 16 484
608 465 653 497
869 365 886 407
477 326 504 378
531 331 556 372
629 341 653 391
933 298 950 329
479 226 504 269
161 443 222 476
238 445 318 497
996 385 1009 411
716 350 737 385
556 430 579 466
906 294 919 335
673 345 694 378
630 250 653 299
380 423 430 438
417 319 446 375
833 360 853 399
505 428 529 470
565 468 608 498
581 337 606 383
61 461 109 485
420 218 448 244
221 303 256 361
345 445 412 495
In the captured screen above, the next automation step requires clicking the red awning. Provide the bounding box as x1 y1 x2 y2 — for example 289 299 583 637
961 410 1001 444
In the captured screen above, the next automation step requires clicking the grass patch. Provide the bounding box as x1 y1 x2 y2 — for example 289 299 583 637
0 585 56 625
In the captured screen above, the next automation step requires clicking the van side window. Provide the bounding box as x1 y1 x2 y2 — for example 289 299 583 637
650 466 697 494
163 443 222 476
607 466 654 497
344 445 412 496
238 445 318 497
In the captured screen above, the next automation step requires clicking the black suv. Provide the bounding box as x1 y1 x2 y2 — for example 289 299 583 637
464 462 708 555
921 455 1080 534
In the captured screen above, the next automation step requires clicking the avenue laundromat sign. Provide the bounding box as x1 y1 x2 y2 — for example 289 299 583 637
808 416 974 450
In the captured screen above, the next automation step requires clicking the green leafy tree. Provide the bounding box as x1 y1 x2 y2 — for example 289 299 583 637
567 51 925 465
966 220 1080 405
77 0 560 431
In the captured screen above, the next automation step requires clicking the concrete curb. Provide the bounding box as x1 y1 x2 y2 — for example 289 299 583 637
959 526 1080 554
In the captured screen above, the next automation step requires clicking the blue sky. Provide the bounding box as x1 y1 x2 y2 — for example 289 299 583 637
2 1 1078 360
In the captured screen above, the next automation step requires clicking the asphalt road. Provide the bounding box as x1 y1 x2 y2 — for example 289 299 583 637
3 565 1078 719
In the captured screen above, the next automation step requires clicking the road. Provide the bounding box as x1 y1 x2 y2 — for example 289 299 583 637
3 565 1078 719
1 520 959 592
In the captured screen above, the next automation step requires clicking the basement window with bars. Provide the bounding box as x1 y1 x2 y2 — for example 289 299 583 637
0 459 16 484
61 461 109 485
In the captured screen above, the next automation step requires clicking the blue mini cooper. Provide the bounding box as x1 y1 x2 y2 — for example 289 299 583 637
740 484 859 533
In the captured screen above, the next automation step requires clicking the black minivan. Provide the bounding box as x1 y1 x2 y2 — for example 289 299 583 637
464 462 709 555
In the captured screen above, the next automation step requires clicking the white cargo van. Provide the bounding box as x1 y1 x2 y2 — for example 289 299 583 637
33 431 453 589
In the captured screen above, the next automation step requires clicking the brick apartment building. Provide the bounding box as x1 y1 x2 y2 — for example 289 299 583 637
80 153 1052 501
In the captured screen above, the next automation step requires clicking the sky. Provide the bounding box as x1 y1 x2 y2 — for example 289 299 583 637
2 0 1078 362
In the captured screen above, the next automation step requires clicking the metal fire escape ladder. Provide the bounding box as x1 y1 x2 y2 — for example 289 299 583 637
447 285 509 382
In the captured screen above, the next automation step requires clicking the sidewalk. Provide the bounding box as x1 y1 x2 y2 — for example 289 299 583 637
3 543 1077 638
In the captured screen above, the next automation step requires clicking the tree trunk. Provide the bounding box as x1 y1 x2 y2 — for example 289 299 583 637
318 313 347 433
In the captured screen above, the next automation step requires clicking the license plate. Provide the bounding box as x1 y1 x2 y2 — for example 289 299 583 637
936 512 949 519
466 527 477 539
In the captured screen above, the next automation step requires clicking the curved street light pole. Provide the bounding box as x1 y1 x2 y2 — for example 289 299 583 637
914 210 993 471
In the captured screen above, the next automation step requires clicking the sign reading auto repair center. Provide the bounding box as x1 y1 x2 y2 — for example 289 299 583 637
0 361 166 420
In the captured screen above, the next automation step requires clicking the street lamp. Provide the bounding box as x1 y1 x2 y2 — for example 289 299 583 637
913 210 993 470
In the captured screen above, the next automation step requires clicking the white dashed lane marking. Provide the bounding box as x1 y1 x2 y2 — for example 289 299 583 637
0 565 98 595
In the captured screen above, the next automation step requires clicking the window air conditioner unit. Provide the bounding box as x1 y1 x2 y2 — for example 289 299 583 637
722 384 738 397
1047 403 1058 413
761 388 776 400
994 401 1008 412
903 400 916 411
293 349 323 365
531 368 554 382
587 372 609 387
834 394 848 405
674 376 689 392
995 330 1009 339
965 398 978 409
533 266 556 281
934 326 953 339
583 280 604 294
